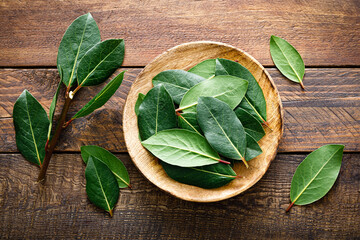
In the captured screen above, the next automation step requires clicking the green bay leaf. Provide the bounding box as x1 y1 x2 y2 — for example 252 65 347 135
270 35 305 88
57 13 101 86
152 70 205 104
235 107 265 141
179 75 248 113
188 59 216 79
134 93 146 116
245 133 262 161
196 97 248 167
77 39 125 87
138 85 177 141
13 90 50 166
142 129 227 167
288 144 344 211
47 80 62 140
85 156 119 216
81 145 130 188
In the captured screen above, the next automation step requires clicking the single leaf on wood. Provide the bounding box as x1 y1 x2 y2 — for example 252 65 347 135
178 112 203 135
142 129 229 167
196 97 248 167
47 80 62 140
138 85 177 141
215 58 267 123
85 156 119 217
161 161 237 189
287 144 344 212
72 71 125 119
77 39 125 87
188 59 216 79
57 13 101 87
152 70 205 104
235 107 265 141
179 75 248 113
245 133 262 161
270 35 305 89
13 90 50 166
134 93 146 116
81 145 130 188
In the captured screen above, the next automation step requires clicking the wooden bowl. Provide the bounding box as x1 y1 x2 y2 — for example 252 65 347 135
123 41 283 202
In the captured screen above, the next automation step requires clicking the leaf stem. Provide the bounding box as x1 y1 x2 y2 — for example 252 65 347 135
37 92 73 183
300 81 305 90
218 159 231 165
72 84 82 96
286 201 295 212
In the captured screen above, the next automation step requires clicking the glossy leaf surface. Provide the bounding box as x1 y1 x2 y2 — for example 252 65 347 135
188 59 216 79
245 133 262 161
179 75 248 113
270 35 305 88
73 71 124 119
235 107 265 141
81 145 130 188
178 112 202 135
13 90 49 166
152 70 205 104
77 39 125 86
290 144 344 207
47 80 62 140
85 156 119 216
142 129 224 167
134 93 145 116
215 58 267 123
197 97 247 167
161 161 236 189
57 13 101 86
138 85 177 141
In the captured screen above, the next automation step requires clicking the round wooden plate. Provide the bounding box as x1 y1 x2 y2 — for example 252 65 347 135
123 41 283 202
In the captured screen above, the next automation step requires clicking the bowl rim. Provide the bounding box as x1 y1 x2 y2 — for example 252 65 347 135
123 41 284 202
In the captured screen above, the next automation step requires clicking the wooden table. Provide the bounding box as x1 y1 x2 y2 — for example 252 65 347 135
1 1 359 239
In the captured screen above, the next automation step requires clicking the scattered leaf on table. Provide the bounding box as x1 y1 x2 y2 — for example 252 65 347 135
178 112 203 135
215 58 267 124
138 85 177 141
161 161 237 189
85 156 119 216
270 35 305 89
141 129 229 167
134 93 146 116
287 144 344 212
188 59 216 79
152 70 205 104
179 75 248 113
77 39 125 87
81 145 130 188
235 107 265 141
244 133 262 161
57 13 101 87
47 80 62 140
197 97 248 167
13 90 50 166
72 71 125 119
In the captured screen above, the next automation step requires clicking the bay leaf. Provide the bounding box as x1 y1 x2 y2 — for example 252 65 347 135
134 93 145 116
77 39 125 87
72 71 125 119
287 144 344 212
152 70 205 104
57 13 101 87
188 59 216 79
142 129 229 167
235 107 265 141
178 112 203 135
138 85 177 141
270 35 305 89
161 161 236 189
196 97 248 167
85 156 119 217
13 90 50 166
215 58 267 123
245 133 262 161
179 75 248 113
81 145 130 188
47 80 62 140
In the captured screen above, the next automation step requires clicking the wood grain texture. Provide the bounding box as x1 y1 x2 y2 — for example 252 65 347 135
0 153 358 239
1 67 360 153
0 0 359 67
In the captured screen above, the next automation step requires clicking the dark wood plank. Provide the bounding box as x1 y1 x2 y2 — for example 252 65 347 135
1 68 359 153
0 0 359 67
0 153 358 239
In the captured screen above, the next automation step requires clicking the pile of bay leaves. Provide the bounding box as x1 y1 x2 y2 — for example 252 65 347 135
135 58 268 189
